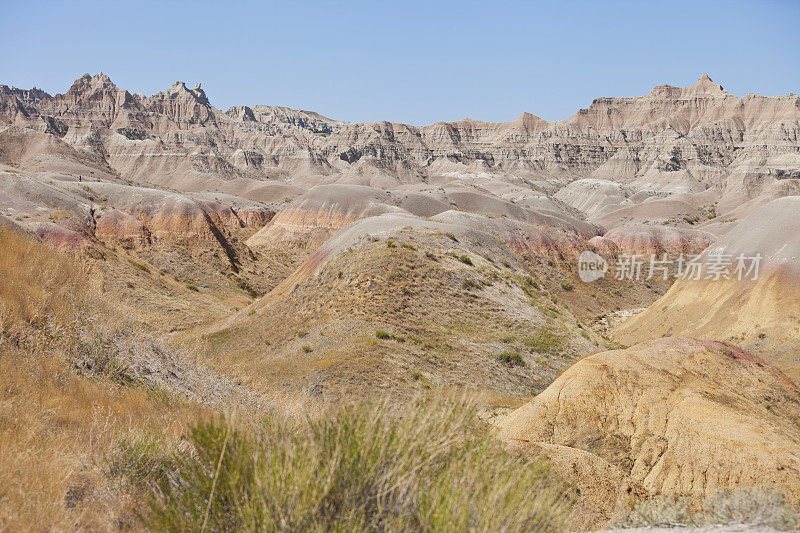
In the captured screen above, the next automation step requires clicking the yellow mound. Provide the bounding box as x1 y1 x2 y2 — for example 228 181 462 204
498 337 800 525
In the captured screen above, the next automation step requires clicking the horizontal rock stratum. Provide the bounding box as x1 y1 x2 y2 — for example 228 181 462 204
1 73 798 221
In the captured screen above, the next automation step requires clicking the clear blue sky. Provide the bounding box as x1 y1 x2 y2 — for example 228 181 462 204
2 0 798 125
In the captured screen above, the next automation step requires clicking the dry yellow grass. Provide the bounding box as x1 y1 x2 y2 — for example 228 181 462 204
0 230 207 530
0 227 91 333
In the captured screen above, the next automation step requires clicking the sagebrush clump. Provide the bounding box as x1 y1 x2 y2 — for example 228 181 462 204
143 399 572 532
614 486 800 531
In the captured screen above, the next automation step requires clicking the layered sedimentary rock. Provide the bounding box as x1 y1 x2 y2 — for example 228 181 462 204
247 185 410 247
588 225 716 256
616 196 800 379
498 337 800 523
0 165 272 250
0 73 796 222
2 72 799 286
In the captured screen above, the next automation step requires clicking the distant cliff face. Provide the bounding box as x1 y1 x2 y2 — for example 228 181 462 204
1 73 798 220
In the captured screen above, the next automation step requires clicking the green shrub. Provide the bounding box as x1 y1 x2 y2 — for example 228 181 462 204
302 345 313 353
560 280 573 291
459 255 473 266
186 283 199 292
376 330 404 342
523 276 539 290
524 327 565 354
496 351 525 367
143 400 571 532
106 433 173 490
129 260 150 274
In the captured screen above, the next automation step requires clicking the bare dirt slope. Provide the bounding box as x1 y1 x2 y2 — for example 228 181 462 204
616 197 800 381
497 337 800 528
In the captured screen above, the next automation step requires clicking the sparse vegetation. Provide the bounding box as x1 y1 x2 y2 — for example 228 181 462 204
302 344 313 353
524 275 539 290
615 486 800 531
0 229 204 529
128 260 151 273
462 278 481 290
375 330 405 342
703 486 800 530
496 351 525 367
459 254 473 266
106 433 173 490
560 279 573 291
142 400 571 532
614 494 696 528
524 327 566 354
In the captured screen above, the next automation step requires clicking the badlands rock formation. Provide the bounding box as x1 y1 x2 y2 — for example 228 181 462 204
4 70 800 391
1 73 798 235
498 337 800 525
588 225 716 256
2 72 799 530
616 196 800 380
209 212 603 400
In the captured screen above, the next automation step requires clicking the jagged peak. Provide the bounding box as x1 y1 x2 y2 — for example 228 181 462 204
516 111 546 125
689 72 728 95
164 80 210 105
0 85 51 100
226 105 256 121
66 72 118 95
648 73 730 99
